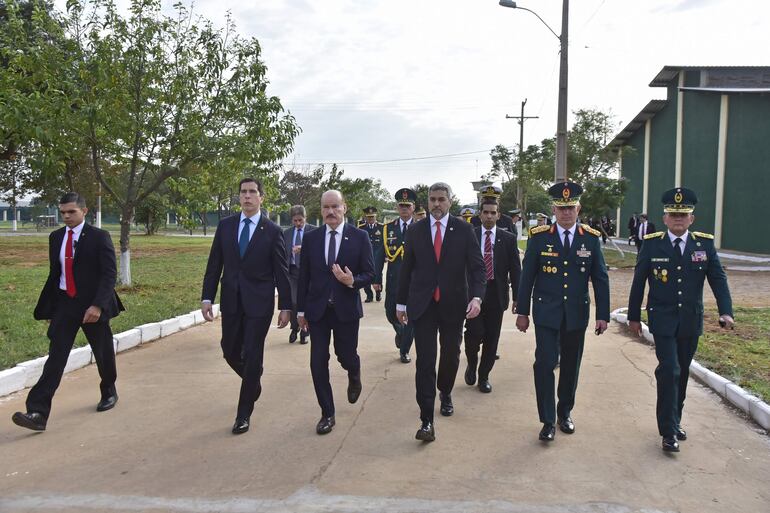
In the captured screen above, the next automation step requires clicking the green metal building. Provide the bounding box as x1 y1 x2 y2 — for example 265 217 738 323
609 66 770 254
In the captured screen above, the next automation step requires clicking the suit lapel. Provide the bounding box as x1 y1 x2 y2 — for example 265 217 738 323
682 233 697 267
243 215 266 257
72 224 88 264
659 233 677 261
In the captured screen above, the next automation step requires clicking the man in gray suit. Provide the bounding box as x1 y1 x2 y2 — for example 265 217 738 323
284 205 315 344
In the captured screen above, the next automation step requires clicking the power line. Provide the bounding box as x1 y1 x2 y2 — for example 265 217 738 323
283 149 506 166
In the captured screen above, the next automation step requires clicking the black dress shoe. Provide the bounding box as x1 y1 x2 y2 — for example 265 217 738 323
316 416 335 435
464 364 477 386
12 411 46 431
439 392 454 417
347 375 362 404
539 423 556 441
557 416 575 434
675 425 687 441
376 291 382 302
495 353 500 360
232 417 250 434
662 436 680 452
477 380 492 393
400 353 411 363
289 329 298 343
96 393 119 412
415 421 435 442
364 297 373 303
300 331 309 344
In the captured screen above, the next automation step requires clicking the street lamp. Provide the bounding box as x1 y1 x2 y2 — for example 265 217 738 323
499 0 569 183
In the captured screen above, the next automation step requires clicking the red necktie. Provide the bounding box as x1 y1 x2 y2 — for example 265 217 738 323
433 221 442 302
484 230 494 280
65 229 76 298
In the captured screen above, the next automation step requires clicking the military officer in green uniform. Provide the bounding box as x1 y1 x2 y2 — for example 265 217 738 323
414 205 427 221
627 187 734 453
516 181 610 442
359 206 384 303
373 189 416 363
471 185 517 238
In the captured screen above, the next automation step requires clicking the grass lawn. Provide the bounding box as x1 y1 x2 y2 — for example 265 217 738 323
0 233 212 370
698 307 770 402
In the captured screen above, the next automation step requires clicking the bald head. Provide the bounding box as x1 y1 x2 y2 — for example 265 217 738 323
321 189 347 229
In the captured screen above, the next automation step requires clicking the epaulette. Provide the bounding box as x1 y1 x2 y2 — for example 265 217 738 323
357 222 365 228
692 231 714 240
580 224 601 237
529 225 550 235
644 231 665 240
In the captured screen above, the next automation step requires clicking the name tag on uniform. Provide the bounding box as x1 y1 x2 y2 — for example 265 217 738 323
691 251 707 262
541 251 560 257
651 258 669 262
576 249 591 258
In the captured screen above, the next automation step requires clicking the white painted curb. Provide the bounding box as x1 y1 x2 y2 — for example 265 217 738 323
0 305 221 400
611 307 770 431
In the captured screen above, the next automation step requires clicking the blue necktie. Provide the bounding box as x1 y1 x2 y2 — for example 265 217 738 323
239 218 252 258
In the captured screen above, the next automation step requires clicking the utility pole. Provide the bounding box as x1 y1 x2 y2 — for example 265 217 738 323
506 98 538 209
555 0 569 182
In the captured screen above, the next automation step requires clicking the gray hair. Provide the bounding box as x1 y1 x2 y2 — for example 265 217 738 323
428 182 453 198
289 205 306 218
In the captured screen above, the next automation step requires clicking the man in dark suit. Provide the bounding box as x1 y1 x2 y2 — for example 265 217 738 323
628 187 734 453
12 192 124 432
397 182 486 442
297 190 375 435
464 197 521 393
201 177 292 435
284 205 315 345
516 181 610 443
358 207 384 303
471 185 517 237
373 188 417 363
633 213 656 249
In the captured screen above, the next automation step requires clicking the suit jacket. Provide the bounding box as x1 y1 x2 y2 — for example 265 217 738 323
473 226 522 311
283 224 316 268
397 215 486 321
633 221 657 246
516 223 610 331
34 223 124 321
201 214 291 318
297 223 375 323
627 231 732 337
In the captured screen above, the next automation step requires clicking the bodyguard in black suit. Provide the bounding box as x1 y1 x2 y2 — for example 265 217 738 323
516 182 610 443
397 182 486 442
470 184 518 238
201 178 292 434
633 213 656 249
628 187 734 453
284 205 315 345
12 192 124 432
373 188 417 363
464 198 521 393
297 190 375 435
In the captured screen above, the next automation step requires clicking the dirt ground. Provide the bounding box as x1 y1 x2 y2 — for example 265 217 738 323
607 269 770 310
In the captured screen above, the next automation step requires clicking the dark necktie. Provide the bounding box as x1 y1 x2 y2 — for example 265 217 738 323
563 229 571 253
327 230 337 268
673 237 683 259
402 221 407 234
484 230 494 281
239 218 252 258
65 229 76 297
293 228 302 265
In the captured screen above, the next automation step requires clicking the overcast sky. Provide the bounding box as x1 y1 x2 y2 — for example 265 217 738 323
55 0 770 204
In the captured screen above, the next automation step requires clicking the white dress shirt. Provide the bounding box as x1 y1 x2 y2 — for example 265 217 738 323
59 220 85 291
638 221 647 240
667 230 689 255
237 211 261 242
324 224 343 263
481 225 496 263
556 222 576 249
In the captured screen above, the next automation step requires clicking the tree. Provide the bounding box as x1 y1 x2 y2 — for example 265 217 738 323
61 0 299 284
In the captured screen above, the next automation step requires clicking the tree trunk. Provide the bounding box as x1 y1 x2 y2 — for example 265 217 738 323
119 205 133 285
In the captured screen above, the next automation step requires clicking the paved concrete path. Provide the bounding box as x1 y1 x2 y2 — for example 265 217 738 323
1 302 768 513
